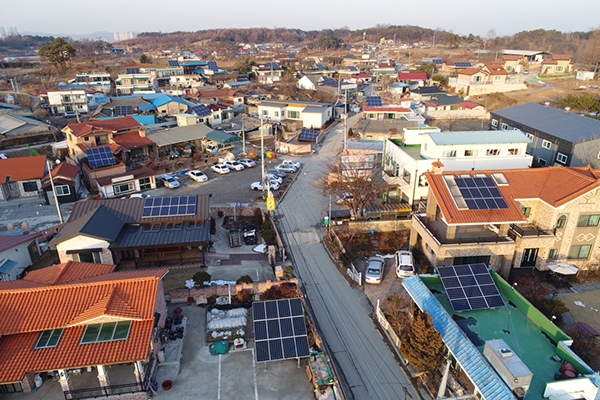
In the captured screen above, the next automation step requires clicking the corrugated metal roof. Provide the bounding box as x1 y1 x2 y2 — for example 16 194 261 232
427 130 531 145
50 206 125 246
492 103 600 143
110 221 210 249
147 124 213 147
402 276 516 400
206 130 241 144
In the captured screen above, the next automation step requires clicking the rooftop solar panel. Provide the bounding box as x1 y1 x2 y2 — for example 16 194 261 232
444 175 509 211
190 104 211 117
141 196 197 218
347 66 358 71
437 264 505 312
86 146 116 169
299 128 320 142
168 60 180 67
114 105 133 116
365 96 383 107
252 298 310 363
207 61 218 72
126 68 141 74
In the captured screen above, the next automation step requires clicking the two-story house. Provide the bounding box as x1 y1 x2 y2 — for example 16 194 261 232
257 99 333 129
0 156 47 201
490 102 600 168
252 62 284 84
384 128 533 205
363 95 414 121
410 164 600 278
115 73 155 95
39 89 102 115
70 72 112 94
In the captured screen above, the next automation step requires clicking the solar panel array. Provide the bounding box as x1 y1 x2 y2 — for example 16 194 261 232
126 68 141 74
365 96 383 107
455 62 472 68
347 66 358 72
141 196 197 218
299 128 320 142
168 60 180 67
253 298 311 363
86 146 116 169
316 63 326 71
438 264 505 312
455 176 508 211
207 61 218 72
114 105 133 116
190 104 211 117
432 58 443 65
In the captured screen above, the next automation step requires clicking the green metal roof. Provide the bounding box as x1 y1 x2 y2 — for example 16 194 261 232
206 130 241 144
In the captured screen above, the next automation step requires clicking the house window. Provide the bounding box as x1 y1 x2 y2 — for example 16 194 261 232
556 153 568 164
262 110 269 116
486 149 500 156
508 148 520 155
464 150 478 157
95 134 109 146
491 119 498 127
81 321 132 344
165 222 183 231
55 185 70 196
526 133 534 140
549 249 558 259
556 215 567 229
288 110 299 119
139 177 151 191
72 251 102 263
569 245 592 259
521 207 531 217
556 66 563 72
542 140 552 149
114 182 134 195
537 157 547 166
442 150 456 157
501 123 508 130
578 214 600 227
274 111 279 117
35 329 65 349
188 221 204 229
402 169 411 184
84 137 89 141
22 181 38 192
142 223 161 232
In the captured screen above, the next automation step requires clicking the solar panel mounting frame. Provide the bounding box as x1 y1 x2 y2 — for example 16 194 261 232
86 146 116 169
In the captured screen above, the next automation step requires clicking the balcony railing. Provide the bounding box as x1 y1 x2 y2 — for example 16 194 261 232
508 223 556 239
414 214 514 246
64 382 146 400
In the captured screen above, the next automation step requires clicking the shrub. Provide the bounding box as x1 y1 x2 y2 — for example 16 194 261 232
237 275 253 284
237 288 253 303
283 265 295 279
262 228 276 245
540 298 569 317
357 235 369 251
192 271 212 287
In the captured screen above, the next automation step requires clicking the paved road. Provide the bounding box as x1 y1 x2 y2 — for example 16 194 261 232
275 119 420 400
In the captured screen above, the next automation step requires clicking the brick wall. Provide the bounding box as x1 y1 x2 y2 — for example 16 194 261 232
20 372 36 393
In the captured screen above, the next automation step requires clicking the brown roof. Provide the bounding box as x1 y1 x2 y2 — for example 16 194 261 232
195 89 240 99
457 68 482 76
43 162 79 183
0 156 47 182
551 54 572 61
111 130 154 151
0 233 43 253
63 116 141 138
485 65 508 75
0 268 167 383
95 168 156 187
426 166 600 225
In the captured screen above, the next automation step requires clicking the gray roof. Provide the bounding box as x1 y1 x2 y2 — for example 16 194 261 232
347 141 384 151
110 221 210 249
147 124 213 147
356 119 418 134
492 103 600 143
49 206 124 245
427 130 531 145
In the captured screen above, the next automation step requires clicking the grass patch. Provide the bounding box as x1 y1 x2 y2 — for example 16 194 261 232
162 268 201 292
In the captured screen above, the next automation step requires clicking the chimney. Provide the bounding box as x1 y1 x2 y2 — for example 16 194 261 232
432 159 444 175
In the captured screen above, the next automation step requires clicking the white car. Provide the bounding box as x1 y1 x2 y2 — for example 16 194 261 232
129 193 150 199
395 250 416 278
336 192 353 204
265 173 283 184
251 180 281 191
211 164 231 175
365 257 385 284
280 159 301 169
188 170 208 183
275 164 297 173
224 161 245 171
160 175 180 189
239 158 256 168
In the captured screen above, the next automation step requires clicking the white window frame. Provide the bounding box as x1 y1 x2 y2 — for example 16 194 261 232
500 123 508 130
442 150 457 157
556 152 568 164
508 148 520 155
464 149 479 157
55 185 71 196
486 149 500 156
491 119 498 127
542 140 552 149
526 133 534 140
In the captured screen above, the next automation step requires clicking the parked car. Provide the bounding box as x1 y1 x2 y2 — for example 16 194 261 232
243 224 258 245
239 158 256 168
188 170 208 183
336 192 353 204
265 173 283 184
365 257 385 284
160 175 180 189
267 169 286 178
275 164 297 173
395 250 416 278
63 111 77 119
129 193 151 199
224 160 245 171
211 164 231 174
280 159 301 169
250 180 281 191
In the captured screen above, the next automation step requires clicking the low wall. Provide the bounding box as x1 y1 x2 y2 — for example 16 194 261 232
169 278 299 301
424 109 487 119
345 219 411 233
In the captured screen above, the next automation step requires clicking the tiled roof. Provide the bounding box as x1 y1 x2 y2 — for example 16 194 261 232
550 54 572 61
111 130 154 151
0 156 47 182
0 233 43 253
398 72 428 80
64 116 141 137
22 261 116 285
458 68 483 76
458 101 481 109
43 162 79 183
486 65 508 75
0 268 167 383
426 166 600 225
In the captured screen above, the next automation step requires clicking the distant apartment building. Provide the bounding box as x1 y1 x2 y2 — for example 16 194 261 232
113 31 136 41
0 26 18 38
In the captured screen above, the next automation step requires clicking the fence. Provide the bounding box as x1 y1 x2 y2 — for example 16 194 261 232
374 299 407 366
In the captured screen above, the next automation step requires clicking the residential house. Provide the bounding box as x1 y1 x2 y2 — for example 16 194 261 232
49 194 211 268
408 86 447 103
354 119 419 141
0 156 47 201
92 94 188 120
363 96 414 121
115 72 155 95
500 49 550 63
0 233 42 281
398 72 428 86
252 62 284 84
257 99 333 129
540 54 573 75
0 114 54 147
69 72 112 94
0 262 168 397
437 60 475 75
490 102 600 168
96 168 157 199
410 164 600 276
167 74 206 95
38 89 102 115
493 55 522 73
297 75 321 90
42 162 82 205
384 129 533 204
194 89 245 108
0 102 32 116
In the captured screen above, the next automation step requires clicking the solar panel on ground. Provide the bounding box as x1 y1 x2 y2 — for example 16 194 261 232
438 264 505 312
252 298 310 363
168 60 180 67
207 61 218 72
365 96 383 107
114 105 133 116
299 128 319 142
190 104 211 117
454 176 508 211
86 146 116 169
141 196 197 218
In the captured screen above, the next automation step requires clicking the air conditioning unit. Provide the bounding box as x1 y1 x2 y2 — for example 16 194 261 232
500 348 513 358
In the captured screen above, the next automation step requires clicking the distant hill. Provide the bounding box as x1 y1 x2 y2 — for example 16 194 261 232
21 31 115 42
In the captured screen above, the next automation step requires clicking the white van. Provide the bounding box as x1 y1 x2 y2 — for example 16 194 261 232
395 250 416 278
205 141 234 154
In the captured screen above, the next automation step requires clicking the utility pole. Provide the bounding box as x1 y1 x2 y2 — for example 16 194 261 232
47 160 64 224
241 118 246 155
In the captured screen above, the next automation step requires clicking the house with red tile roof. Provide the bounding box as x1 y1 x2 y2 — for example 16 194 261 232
0 262 168 396
0 155 47 202
42 162 82 204
541 54 573 75
410 164 600 276
398 72 428 86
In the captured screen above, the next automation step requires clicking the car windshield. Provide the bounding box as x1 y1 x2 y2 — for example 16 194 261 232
400 265 413 271
367 267 380 275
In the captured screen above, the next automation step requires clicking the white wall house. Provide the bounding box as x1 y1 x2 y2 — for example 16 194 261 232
0 233 42 281
257 100 333 129
46 89 91 115
384 128 533 204
55 235 113 265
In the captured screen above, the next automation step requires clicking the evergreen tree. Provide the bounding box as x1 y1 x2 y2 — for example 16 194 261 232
38 38 76 72
400 307 446 372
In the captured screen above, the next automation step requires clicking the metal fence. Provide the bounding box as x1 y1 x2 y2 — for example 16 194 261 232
64 382 146 400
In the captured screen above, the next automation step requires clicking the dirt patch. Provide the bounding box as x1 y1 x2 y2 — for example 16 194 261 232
162 267 202 292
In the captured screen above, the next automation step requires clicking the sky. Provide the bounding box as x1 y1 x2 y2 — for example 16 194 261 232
3 0 600 38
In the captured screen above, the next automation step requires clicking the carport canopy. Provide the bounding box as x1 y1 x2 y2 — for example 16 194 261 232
147 124 213 148
206 130 242 144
